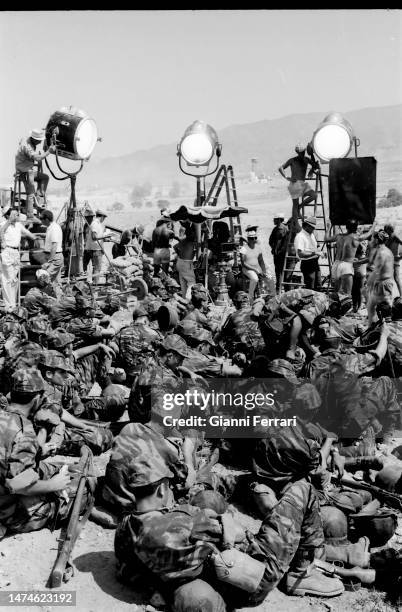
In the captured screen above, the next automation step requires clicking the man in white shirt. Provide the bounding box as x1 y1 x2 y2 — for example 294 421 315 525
293 217 321 290
85 209 111 284
39 209 63 284
239 225 268 300
0 208 38 310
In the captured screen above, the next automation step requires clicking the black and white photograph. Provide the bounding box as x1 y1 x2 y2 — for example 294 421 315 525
0 9 401 612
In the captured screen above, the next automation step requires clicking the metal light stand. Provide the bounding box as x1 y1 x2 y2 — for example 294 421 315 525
177 151 221 293
45 148 84 279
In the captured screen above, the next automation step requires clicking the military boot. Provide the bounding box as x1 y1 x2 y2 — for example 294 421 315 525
325 536 370 568
286 550 344 597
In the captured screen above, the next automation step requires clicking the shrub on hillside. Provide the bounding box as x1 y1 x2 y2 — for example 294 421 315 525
378 188 402 208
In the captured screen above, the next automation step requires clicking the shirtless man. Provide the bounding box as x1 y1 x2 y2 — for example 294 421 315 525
384 224 402 297
278 144 318 227
366 230 394 326
324 219 374 295
239 225 267 301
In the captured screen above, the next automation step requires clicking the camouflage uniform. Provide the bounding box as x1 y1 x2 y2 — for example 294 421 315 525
36 351 113 456
66 316 105 348
128 335 189 424
218 305 265 358
2 333 45 394
102 422 188 513
0 369 91 537
114 453 324 609
115 321 162 381
23 286 57 317
264 288 329 328
306 350 399 439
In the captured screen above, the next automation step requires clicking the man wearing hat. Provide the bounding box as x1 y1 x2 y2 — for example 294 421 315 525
239 225 268 301
278 144 318 221
0 207 39 311
84 209 112 285
294 216 322 290
15 129 56 218
269 213 289 292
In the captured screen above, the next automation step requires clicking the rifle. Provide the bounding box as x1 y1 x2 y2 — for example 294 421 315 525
334 474 402 512
49 445 95 588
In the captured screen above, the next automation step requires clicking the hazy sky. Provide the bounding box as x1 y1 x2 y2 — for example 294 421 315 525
1 9 401 183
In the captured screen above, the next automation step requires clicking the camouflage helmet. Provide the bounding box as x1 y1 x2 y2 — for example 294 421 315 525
165 277 180 290
39 350 75 373
127 446 174 488
294 382 321 411
150 278 164 290
321 506 348 545
143 299 162 320
176 320 216 346
191 283 207 299
132 305 149 320
104 293 121 309
47 328 75 349
11 306 28 321
161 333 189 357
26 314 51 335
266 358 298 383
11 367 45 394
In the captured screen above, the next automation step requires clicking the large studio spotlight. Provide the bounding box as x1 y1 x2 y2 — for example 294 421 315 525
45 106 98 161
312 112 356 163
178 120 221 176
42 106 100 279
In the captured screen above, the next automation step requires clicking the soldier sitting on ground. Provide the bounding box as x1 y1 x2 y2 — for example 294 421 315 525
0 368 95 539
114 449 344 611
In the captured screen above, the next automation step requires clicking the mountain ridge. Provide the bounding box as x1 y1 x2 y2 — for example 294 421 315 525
74 104 402 189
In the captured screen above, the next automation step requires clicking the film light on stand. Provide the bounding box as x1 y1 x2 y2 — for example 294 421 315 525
312 112 355 163
45 106 99 161
177 120 221 176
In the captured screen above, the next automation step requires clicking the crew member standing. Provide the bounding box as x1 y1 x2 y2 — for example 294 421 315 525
278 144 317 225
85 209 111 285
269 213 288 292
294 217 321 290
40 209 64 284
152 218 175 276
0 208 38 310
366 230 394 326
384 223 402 297
239 225 268 301
15 129 55 219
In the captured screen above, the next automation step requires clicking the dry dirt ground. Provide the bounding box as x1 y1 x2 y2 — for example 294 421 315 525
1 450 402 612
